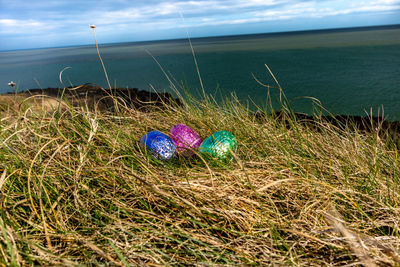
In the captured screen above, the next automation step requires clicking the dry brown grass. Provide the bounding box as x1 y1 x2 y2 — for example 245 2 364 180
0 94 399 266
0 94 67 115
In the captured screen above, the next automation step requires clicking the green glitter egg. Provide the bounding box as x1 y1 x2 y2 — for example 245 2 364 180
199 131 238 160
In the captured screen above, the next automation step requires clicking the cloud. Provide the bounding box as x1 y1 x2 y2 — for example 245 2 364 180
235 0 400 25
0 19 57 35
0 0 399 49
0 1 396 30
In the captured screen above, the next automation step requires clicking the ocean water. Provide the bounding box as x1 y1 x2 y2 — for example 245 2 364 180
1 25 400 119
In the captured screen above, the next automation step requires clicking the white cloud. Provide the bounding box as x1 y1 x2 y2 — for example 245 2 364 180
0 19 42 27
2 0 398 32
0 0 399 49
251 0 400 23
0 19 58 34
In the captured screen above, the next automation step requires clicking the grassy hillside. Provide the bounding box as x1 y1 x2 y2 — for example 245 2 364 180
0 92 399 266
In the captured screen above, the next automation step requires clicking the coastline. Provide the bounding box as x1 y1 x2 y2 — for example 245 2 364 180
2 85 399 144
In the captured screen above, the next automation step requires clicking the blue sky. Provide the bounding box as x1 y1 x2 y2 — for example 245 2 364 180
0 0 399 50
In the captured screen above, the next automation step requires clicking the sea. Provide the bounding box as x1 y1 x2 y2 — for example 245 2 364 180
1 25 399 120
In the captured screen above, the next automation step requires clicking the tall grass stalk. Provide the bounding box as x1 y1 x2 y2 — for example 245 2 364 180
179 12 206 99
90 25 112 91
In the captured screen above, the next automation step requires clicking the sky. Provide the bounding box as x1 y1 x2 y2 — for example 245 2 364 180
0 0 399 51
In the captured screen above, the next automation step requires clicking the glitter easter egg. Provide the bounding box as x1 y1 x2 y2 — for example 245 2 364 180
169 124 202 156
199 131 238 160
140 131 176 160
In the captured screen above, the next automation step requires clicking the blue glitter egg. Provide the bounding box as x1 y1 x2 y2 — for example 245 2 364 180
140 131 176 160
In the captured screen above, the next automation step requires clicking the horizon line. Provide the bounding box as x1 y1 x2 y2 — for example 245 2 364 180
1 23 399 53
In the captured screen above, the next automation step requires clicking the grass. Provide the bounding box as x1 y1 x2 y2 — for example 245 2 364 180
0 90 399 266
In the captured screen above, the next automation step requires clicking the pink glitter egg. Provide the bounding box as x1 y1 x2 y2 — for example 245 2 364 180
169 124 202 156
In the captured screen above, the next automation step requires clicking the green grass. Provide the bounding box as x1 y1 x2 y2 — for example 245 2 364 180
0 92 399 266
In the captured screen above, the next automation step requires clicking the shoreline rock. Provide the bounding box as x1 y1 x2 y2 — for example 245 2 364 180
4 83 182 112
